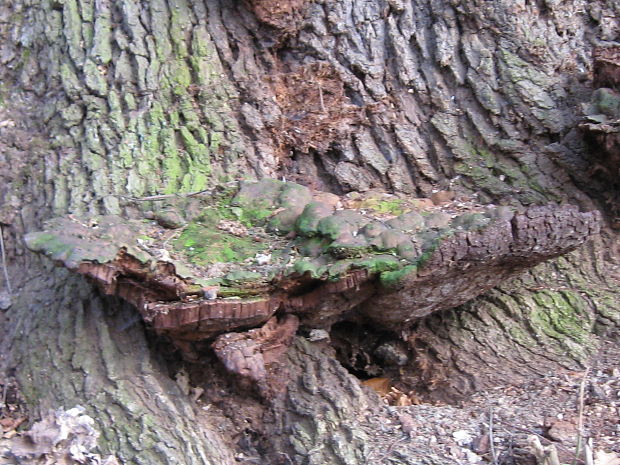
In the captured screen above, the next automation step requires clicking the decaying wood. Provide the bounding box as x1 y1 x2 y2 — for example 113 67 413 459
580 45 620 226
363 205 601 328
212 315 299 398
593 47 620 90
25 200 600 348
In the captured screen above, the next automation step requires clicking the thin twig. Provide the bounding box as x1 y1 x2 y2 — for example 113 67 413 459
572 367 590 465
121 188 212 202
120 181 240 203
489 407 499 465
375 436 407 463
0 224 12 295
1 381 8 415
529 435 561 465
318 84 326 113
584 438 594 465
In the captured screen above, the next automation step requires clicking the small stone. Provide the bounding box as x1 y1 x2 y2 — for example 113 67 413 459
327 233 370 258
255 253 271 265
0 291 11 310
472 433 490 455
374 341 410 366
465 450 483 464
546 419 577 443
203 286 219 300
191 386 204 402
308 329 330 342
153 210 186 229
397 412 417 435
233 179 283 209
452 429 473 446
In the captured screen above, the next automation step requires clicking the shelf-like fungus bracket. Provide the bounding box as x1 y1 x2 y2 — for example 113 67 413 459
25 181 601 381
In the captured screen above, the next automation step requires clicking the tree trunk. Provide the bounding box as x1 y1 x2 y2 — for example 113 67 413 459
0 0 618 463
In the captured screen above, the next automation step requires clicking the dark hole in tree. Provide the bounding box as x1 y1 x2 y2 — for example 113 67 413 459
329 321 410 380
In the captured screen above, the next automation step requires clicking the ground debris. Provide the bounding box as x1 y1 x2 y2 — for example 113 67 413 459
0 406 119 465
360 340 620 465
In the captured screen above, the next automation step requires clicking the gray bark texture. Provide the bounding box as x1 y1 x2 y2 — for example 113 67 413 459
0 0 618 463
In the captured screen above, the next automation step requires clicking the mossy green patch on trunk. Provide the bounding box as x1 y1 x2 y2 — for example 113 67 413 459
379 265 418 288
530 289 595 357
175 222 267 265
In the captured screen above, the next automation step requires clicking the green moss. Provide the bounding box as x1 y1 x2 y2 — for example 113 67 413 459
25 232 62 252
188 170 209 192
353 255 401 274
59 63 83 99
530 290 594 350
507 326 537 348
171 62 192 97
327 244 372 259
593 88 620 118
454 144 556 204
230 206 273 227
161 128 182 194
178 127 211 192
168 0 190 58
314 211 366 243
292 259 328 278
379 265 417 288
172 193 277 265
221 271 263 285
315 216 345 241
217 287 265 298
295 202 333 237
63 0 85 65
360 198 407 215
175 222 266 265
325 259 361 280
179 98 201 130
209 131 222 151
92 7 112 64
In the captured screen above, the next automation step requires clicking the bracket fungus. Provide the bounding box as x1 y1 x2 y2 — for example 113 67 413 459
25 180 600 382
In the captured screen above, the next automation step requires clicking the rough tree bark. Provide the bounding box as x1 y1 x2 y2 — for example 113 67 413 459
0 0 618 464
